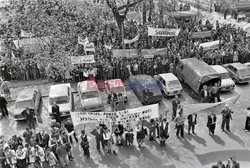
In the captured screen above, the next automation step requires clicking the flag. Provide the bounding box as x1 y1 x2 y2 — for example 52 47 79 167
78 36 89 45
84 42 95 52
21 29 34 38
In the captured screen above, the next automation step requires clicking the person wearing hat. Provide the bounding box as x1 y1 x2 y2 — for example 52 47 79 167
221 104 233 132
187 112 197 135
244 107 250 132
52 102 61 124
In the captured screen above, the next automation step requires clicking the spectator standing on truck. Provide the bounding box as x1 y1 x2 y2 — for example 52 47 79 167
52 102 61 124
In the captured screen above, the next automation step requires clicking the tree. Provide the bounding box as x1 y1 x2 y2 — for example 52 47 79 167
106 0 144 36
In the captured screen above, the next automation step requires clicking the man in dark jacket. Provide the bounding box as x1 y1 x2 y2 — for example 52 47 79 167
64 118 78 144
207 111 217 135
187 113 197 135
52 102 61 124
21 107 36 130
0 95 8 117
159 118 169 146
91 124 105 152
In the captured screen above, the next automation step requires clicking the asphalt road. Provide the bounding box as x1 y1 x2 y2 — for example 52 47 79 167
0 82 250 168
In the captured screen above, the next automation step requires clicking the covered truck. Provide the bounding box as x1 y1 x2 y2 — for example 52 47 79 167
175 58 221 94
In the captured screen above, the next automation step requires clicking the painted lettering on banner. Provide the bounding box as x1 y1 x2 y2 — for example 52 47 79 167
148 27 180 37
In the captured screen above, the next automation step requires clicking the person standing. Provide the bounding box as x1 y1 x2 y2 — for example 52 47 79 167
221 104 233 132
187 113 197 135
15 145 27 168
56 141 69 167
79 130 90 158
172 95 180 120
149 119 157 141
91 124 105 152
64 118 78 144
4 146 17 168
0 94 8 118
207 111 217 135
52 102 61 124
210 83 220 103
226 156 240 168
46 149 58 168
136 122 145 148
244 107 250 132
35 145 46 168
0 79 11 99
23 128 33 144
159 118 169 146
174 111 186 138
200 85 209 103
21 107 36 130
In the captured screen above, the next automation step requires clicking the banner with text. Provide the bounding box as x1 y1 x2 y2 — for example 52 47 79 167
199 40 220 50
191 31 212 39
71 55 95 64
148 27 180 37
142 48 168 58
84 42 95 52
70 104 159 126
112 49 139 58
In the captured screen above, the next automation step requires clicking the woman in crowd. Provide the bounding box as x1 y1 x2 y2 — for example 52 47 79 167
80 130 90 158
136 122 146 148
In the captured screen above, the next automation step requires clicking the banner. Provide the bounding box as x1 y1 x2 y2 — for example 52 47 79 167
124 34 139 44
141 48 167 58
183 95 240 116
112 49 139 58
21 29 34 38
84 42 95 52
70 104 159 126
148 27 180 37
78 36 89 45
71 55 95 64
191 31 212 39
199 40 220 50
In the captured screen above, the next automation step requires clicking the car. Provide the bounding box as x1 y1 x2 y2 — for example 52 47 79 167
14 88 41 121
77 80 102 111
244 62 250 68
105 79 128 103
211 65 235 91
128 75 163 105
48 83 73 118
155 73 182 97
223 63 250 84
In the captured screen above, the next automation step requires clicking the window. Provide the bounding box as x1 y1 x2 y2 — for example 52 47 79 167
16 100 34 109
49 96 69 105
81 91 99 99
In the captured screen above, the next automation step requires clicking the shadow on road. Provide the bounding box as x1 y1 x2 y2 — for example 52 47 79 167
211 135 225 146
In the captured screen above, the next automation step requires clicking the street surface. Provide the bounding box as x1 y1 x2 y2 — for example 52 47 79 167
0 80 250 168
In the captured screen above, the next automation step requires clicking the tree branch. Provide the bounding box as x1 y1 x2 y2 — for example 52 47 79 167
117 0 144 11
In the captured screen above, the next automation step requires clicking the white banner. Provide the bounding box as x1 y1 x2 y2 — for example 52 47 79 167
148 27 180 37
199 40 220 50
84 42 95 52
78 36 89 45
70 104 159 126
70 55 95 64
124 35 139 44
21 29 34 38
183 95 240 116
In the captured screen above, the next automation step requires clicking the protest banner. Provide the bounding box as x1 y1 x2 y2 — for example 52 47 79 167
21 29 34 38
70 55 95 64
112 49 139 58
124 35 139 44
70 104 159 126
191 31 212 39
148 27 180 37
183 95 240 116
141 48 167 58
84 42 95 52
199 40 220 50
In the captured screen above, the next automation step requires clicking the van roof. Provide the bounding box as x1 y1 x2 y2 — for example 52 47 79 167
16 88 38 102
230 63 248 70
211 65 228 74
78 81 98 92
49 83 70 98
106 79 124 88
159 73 178 81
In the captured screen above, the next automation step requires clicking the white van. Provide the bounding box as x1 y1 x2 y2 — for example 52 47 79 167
211 65 235 91
48 83 73 117
156 73 182 97
78 81 102 111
